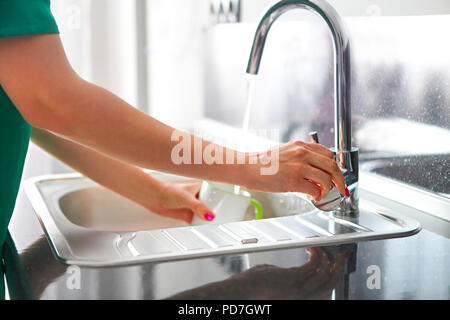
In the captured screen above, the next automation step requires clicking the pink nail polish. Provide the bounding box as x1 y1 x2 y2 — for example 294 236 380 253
204 212 215 221
345 188 350 197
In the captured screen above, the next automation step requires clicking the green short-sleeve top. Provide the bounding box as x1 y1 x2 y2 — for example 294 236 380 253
0 0 59 299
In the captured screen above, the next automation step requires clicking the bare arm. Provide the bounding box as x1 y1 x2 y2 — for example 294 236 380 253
0 34 347 200
0 34 254 186
30 128 212 222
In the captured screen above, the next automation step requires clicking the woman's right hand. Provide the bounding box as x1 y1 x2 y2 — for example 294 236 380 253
245 140 348 202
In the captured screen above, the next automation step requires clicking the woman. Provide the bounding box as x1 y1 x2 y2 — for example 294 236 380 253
0 0 347 299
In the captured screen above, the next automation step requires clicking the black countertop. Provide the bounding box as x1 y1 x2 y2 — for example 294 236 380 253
7 146 450 300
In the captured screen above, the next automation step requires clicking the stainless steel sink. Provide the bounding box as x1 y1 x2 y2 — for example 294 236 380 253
59 186 189 232
24 171 421 267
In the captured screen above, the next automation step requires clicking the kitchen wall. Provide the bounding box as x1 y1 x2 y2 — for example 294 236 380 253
145 0 209 128
51 0 138 107
50 0 210 129
241 0 450 21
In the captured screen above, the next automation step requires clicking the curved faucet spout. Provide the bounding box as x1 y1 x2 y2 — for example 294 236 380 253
246 0 358 216
246 0 352 152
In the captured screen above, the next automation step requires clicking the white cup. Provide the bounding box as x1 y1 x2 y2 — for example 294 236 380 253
191 181 263 226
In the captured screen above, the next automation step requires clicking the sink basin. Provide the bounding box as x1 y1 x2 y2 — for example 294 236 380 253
59 187 189 231
25 171 421 267
57 177 314 232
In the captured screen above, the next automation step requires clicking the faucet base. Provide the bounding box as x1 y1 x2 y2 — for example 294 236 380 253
332 147 359 218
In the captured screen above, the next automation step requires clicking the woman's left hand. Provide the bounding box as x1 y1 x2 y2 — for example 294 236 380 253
146 181 214 223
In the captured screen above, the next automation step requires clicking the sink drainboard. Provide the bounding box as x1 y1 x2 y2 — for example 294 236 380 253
24 173 421 267
119 210 408 265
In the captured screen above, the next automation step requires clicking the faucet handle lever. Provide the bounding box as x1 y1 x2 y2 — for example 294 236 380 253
309 130 349 175
309 131 319 144
308 130 344 212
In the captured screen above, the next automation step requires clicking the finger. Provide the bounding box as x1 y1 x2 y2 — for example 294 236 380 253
295 141 334 159
295 178 321 201
151 207 193 223
294 141 346 196
305 153 347 196
178 181 202 197
161 182 214 222
185 198 215 222
301 165 334 201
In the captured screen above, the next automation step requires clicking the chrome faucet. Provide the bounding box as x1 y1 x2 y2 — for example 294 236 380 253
246 0 359 217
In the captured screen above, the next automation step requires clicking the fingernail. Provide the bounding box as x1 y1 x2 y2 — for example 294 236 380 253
204 212 215 221
345 188 350 197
